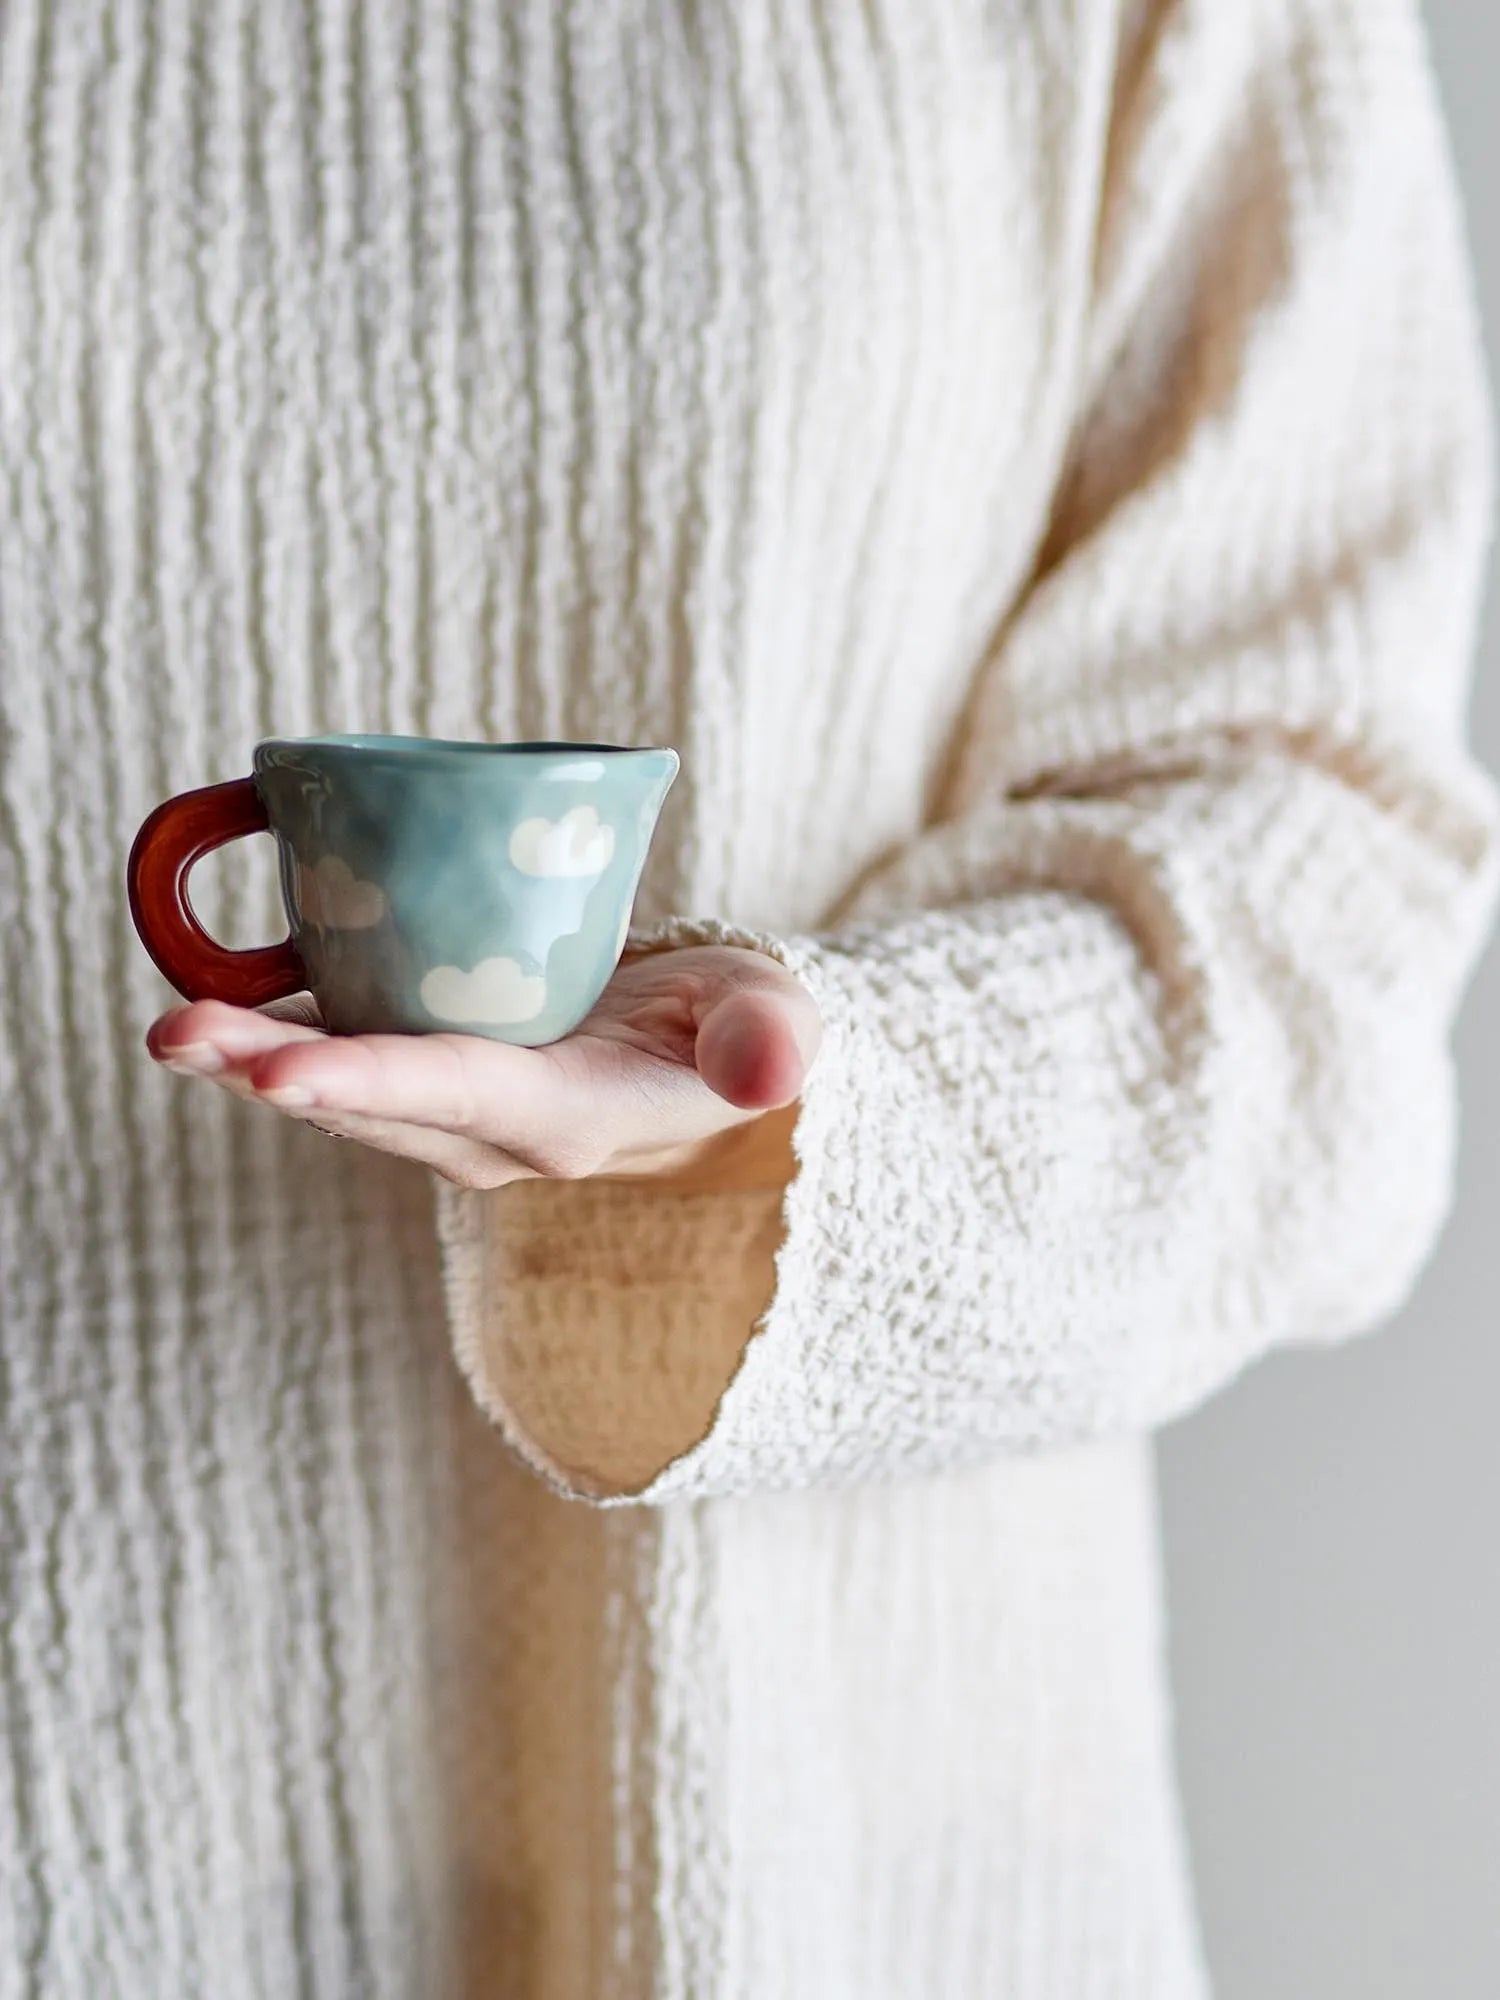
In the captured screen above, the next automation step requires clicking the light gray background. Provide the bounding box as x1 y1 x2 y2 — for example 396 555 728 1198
1160 6 1499 1995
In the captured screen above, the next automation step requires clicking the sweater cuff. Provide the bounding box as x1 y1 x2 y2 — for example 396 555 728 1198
608 903 1167 1498
436 901 1158 1503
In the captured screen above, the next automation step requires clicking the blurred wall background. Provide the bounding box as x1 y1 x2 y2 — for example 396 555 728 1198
1160 6 1500 1995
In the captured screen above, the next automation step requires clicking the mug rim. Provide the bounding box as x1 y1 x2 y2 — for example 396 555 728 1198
254 733 678 767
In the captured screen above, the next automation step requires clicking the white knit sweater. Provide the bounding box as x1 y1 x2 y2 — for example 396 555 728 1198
0 2 1493 1996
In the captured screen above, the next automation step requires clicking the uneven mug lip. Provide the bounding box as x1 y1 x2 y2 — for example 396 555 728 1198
253 732 678 768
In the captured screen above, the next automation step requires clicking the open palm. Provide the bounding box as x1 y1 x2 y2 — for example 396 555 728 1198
146 945 821 1192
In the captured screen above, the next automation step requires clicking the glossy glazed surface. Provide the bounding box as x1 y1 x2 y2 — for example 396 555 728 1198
128 777 308 1007
253 736 679 1044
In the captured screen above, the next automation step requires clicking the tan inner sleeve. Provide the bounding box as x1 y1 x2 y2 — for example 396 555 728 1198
459 1177 787 1497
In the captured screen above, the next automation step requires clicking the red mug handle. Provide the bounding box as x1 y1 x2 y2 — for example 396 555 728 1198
127 778 306 1007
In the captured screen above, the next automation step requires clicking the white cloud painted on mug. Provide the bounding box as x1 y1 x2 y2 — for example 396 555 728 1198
419 957 547 1027
509 805 616 879
298 854 387 930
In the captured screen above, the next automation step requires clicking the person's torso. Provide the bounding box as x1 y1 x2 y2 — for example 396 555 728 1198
0 7 1186 1995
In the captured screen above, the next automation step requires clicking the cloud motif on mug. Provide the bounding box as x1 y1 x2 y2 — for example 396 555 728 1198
298 855 387 930
509 805 616 879
419 956 547 1027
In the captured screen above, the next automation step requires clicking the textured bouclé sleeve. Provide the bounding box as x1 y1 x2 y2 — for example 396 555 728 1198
438 0 1498 1503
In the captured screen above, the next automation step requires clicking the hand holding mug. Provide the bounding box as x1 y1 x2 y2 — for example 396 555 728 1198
128 736 819 1189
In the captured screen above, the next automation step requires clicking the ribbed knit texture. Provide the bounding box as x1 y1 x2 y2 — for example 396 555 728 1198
0 1 1492 1996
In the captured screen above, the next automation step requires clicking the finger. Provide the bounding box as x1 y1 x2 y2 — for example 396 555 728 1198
240 1030 559 1146
146 1004 538 1185
694 979 822 1111
148 998 327 1073
149 1010 580 1173
153 1030 534 1185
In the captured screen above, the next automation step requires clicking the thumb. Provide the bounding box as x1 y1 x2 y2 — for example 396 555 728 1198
693 961 823 1112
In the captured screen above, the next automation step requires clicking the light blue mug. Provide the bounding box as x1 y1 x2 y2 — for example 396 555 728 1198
127 735 680 1046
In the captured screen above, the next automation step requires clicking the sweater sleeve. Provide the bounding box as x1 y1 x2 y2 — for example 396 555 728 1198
436 0 1498 1503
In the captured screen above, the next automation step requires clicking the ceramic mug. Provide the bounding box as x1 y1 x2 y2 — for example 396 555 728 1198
127 734 680 1046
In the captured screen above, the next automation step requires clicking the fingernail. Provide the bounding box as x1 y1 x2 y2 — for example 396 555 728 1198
161 1043 225 1075
260 1083 317 1108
